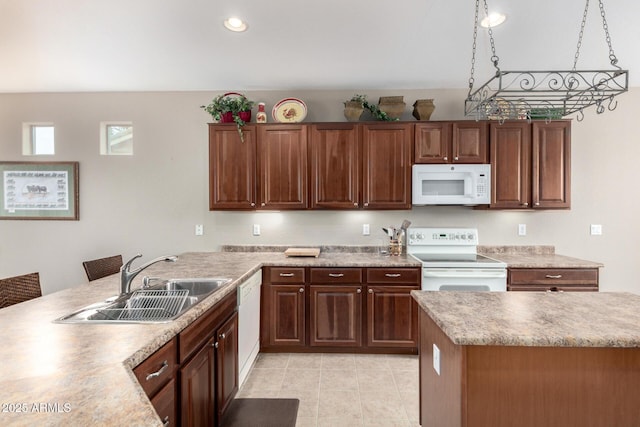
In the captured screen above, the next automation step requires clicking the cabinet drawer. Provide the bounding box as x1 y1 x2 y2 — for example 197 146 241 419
509 268 598 286
366 268 420 285
310 268 362 283
267 267 305 283
508 285 598 292
151 378 176 427
134 337 177 398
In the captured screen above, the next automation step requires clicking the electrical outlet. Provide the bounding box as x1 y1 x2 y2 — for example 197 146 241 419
518 224 526 236
195 224 204 236
252 224 261 236
590 224 602 235
433 344 441 376
363 224 370 235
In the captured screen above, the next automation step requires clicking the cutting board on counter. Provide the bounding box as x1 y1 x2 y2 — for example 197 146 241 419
284 247 321 257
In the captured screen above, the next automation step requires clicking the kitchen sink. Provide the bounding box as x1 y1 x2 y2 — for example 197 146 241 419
54 277 232 324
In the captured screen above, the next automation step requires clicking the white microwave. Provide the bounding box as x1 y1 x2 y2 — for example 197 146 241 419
412 164 491 205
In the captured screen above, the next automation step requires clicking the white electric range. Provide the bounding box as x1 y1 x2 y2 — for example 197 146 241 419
407 227 507 291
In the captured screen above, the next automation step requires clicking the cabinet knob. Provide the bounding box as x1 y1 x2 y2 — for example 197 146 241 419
522 202 529 207
454 156 459 161
534 202 540 206
250 202 255 207
212 341 219 349
368 289 373 294
261 203 266 207
299 287 304 293
357 288 362 293
219 333 226 340
364 202 369 207
443 156 448 161
354 202 358 207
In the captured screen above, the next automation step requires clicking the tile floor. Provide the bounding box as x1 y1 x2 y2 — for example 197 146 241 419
236 353 420 427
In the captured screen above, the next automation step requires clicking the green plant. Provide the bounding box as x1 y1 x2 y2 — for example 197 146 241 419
344 94 398 121
200 93 255 141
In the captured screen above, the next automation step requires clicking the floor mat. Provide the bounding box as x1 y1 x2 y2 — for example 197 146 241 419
221 398 300 427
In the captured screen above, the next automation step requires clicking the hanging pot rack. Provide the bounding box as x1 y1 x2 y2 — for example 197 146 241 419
464 0 628 122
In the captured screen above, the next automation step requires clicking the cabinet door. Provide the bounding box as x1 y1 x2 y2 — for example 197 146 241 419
366 285 420 348
362 123 412 209
490 122 531 208
309 285 362 347
262 283 306 347
208 124 257 210
414 122 452 163
257 125 308 209
532 121 571 209
181 336 215 427
452 121 488 163
216 311 238 421
151 378 176 427
309 123 361 209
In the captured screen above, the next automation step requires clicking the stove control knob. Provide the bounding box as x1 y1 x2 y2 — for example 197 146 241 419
461 234 466 240
467 233 474 241
416 233 424 240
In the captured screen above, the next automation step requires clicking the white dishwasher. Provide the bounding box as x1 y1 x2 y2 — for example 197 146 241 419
237 270 261 387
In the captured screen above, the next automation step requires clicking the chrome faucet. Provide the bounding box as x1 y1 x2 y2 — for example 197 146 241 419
120 254 178 294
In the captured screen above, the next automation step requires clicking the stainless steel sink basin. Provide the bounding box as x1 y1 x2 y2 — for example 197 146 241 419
55 277 232 324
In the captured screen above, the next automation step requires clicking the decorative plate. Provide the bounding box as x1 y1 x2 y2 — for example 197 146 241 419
272 98 307 123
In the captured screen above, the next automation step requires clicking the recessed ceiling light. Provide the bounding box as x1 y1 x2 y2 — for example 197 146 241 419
224 17 248 32
480 12 506 28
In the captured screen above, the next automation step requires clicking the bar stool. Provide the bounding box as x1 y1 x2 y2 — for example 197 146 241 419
0 272 42 308
82 255 123 281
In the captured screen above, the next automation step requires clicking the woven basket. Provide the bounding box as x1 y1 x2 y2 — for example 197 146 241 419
83 255 123 281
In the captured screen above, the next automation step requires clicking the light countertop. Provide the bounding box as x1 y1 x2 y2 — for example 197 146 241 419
411 291 640 348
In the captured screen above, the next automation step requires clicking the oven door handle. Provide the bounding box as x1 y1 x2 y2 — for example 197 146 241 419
423 269 507 279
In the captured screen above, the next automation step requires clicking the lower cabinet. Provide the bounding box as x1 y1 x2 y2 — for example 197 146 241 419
135 291 238 427
508 268 599 292
261 266 420 353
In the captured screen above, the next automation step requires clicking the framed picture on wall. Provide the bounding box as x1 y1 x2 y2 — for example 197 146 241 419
0 161 79 220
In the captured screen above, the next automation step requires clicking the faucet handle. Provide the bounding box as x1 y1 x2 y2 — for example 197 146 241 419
122 254 143 271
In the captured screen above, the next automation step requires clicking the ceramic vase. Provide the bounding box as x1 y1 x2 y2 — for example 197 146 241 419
412 99 436 120
344 101 364 122
378 96 405 120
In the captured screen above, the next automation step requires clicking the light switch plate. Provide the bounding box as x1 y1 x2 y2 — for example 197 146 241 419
363 224 370 235
518 224 526 236
252 224 261 236
590 224 602 235
195 224 204 236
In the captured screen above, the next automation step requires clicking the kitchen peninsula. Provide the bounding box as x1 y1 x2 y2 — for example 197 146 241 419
412 291 640 427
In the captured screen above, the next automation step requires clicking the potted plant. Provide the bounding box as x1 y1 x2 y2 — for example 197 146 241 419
343 94 397 122
201 92 255 141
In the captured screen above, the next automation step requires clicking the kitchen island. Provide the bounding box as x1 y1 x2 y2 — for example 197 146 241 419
412 291 640 427
0 251 418 427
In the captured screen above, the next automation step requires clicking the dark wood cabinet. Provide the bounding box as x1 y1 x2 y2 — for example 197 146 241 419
261 266 420 353
490 121 570 209
508 268 598 292
179 291 238 427
208 124 257 210
309 122 410 210
257 124 308 209
415 121 488 164
261 268 306 348
134 337 178 427
208 123 307 210
366 268 420 348
362 123 412 209
215 311 238 420
309 123 361 209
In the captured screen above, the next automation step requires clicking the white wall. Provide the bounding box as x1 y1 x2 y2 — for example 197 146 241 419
1 89 638 295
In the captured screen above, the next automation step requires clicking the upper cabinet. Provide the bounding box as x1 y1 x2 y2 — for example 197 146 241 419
209 124 307 210
415 121 488 164
257 124 308 210
490 121 570 209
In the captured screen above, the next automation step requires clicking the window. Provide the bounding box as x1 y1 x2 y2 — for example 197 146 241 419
100 122 133 155
22 123 55 155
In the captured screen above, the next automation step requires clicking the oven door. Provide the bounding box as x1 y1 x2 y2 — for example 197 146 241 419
422 268 507 291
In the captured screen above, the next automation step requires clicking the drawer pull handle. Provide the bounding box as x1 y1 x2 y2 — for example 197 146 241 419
385 273 401 278
145 360 169 381
162 416 170 427
545 275 562 279
279 273 295 277
329 273 345 278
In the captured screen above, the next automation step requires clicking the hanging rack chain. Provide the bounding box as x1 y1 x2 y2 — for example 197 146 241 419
598 0 619 67
482 0 500 73
468 0 480 92
572 0 590 70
